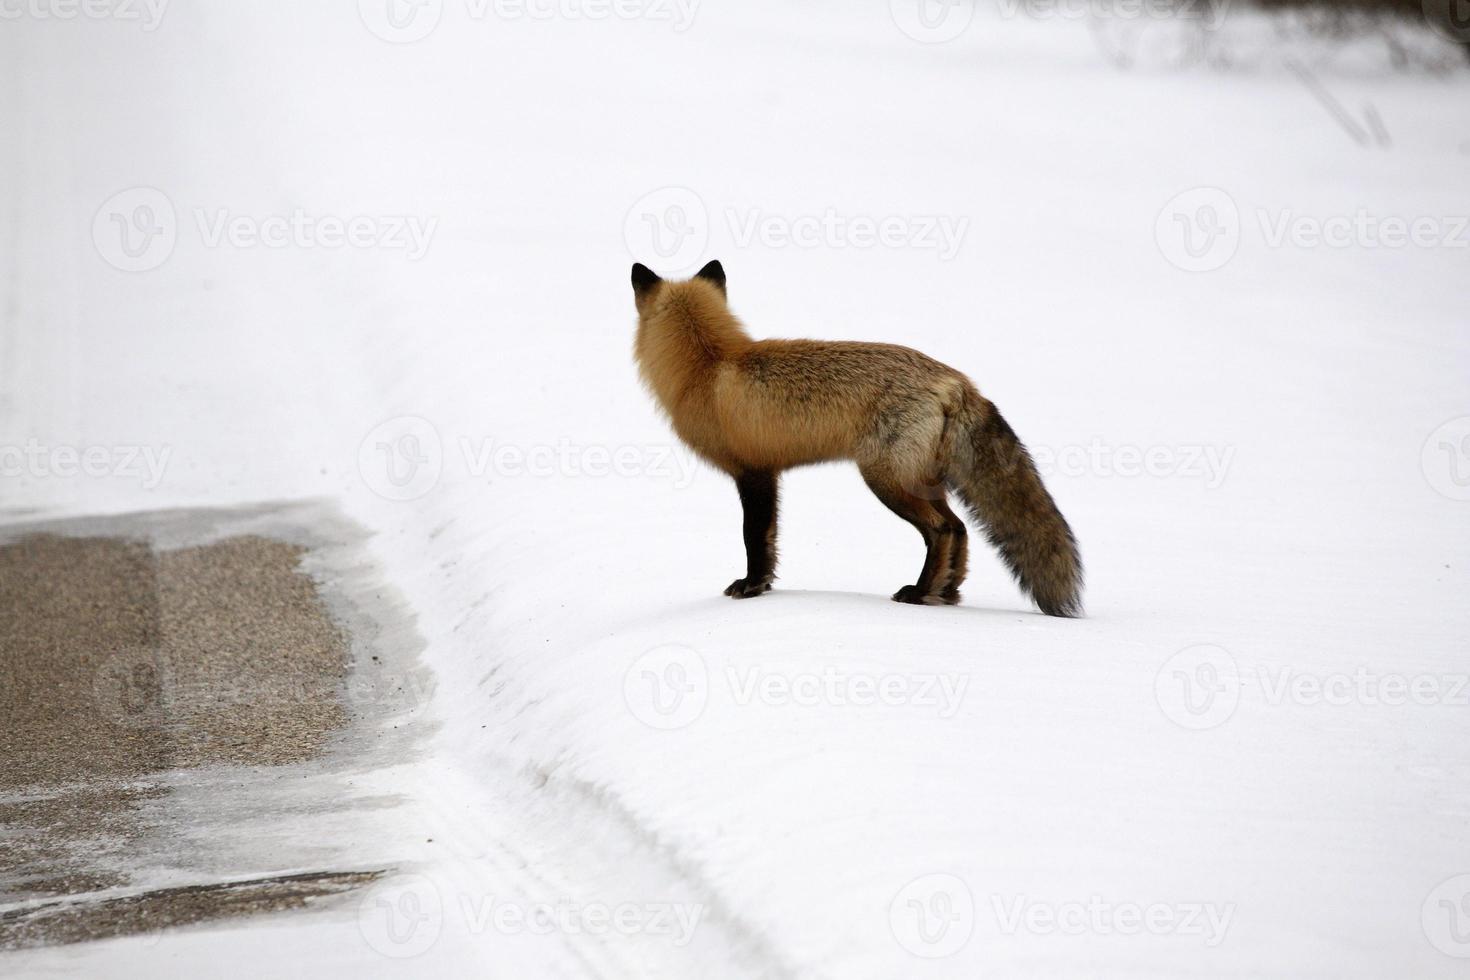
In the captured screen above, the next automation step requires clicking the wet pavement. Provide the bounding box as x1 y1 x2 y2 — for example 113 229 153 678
0 503 430 950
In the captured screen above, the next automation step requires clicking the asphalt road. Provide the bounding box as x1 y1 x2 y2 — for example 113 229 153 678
0 504 428 950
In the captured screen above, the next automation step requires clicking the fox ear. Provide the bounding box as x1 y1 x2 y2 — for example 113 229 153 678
694 259 726 296
631 262 662 299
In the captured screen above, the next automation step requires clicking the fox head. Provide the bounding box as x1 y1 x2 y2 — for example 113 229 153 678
630 259 748 413
630 259 726 316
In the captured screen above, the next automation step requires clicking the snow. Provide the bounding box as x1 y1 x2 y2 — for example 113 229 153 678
3 1 1469 976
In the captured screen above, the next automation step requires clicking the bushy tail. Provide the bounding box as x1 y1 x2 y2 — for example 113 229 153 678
947 390 1083 617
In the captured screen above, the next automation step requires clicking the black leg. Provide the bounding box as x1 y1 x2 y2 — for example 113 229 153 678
860 464 961 605
725 470 778 598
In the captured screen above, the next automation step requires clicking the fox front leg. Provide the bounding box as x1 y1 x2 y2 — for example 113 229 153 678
725 470 778 598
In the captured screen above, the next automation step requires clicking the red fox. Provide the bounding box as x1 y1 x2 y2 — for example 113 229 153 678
631 260 1082 616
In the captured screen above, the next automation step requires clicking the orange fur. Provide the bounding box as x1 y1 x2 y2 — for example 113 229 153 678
632 262 1083 615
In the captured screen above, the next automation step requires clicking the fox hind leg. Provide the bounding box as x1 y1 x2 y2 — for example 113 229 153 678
932 494 968 604
725 470 778 599
860 464 965 605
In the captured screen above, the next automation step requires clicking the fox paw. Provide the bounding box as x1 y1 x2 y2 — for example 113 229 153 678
724 578 771 599
892 585 960 606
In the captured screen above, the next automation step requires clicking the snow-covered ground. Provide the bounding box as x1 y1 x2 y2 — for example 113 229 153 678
3 1 1469 976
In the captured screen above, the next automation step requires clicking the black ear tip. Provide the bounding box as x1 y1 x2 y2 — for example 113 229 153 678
631 262 662 291
695 259 726 287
